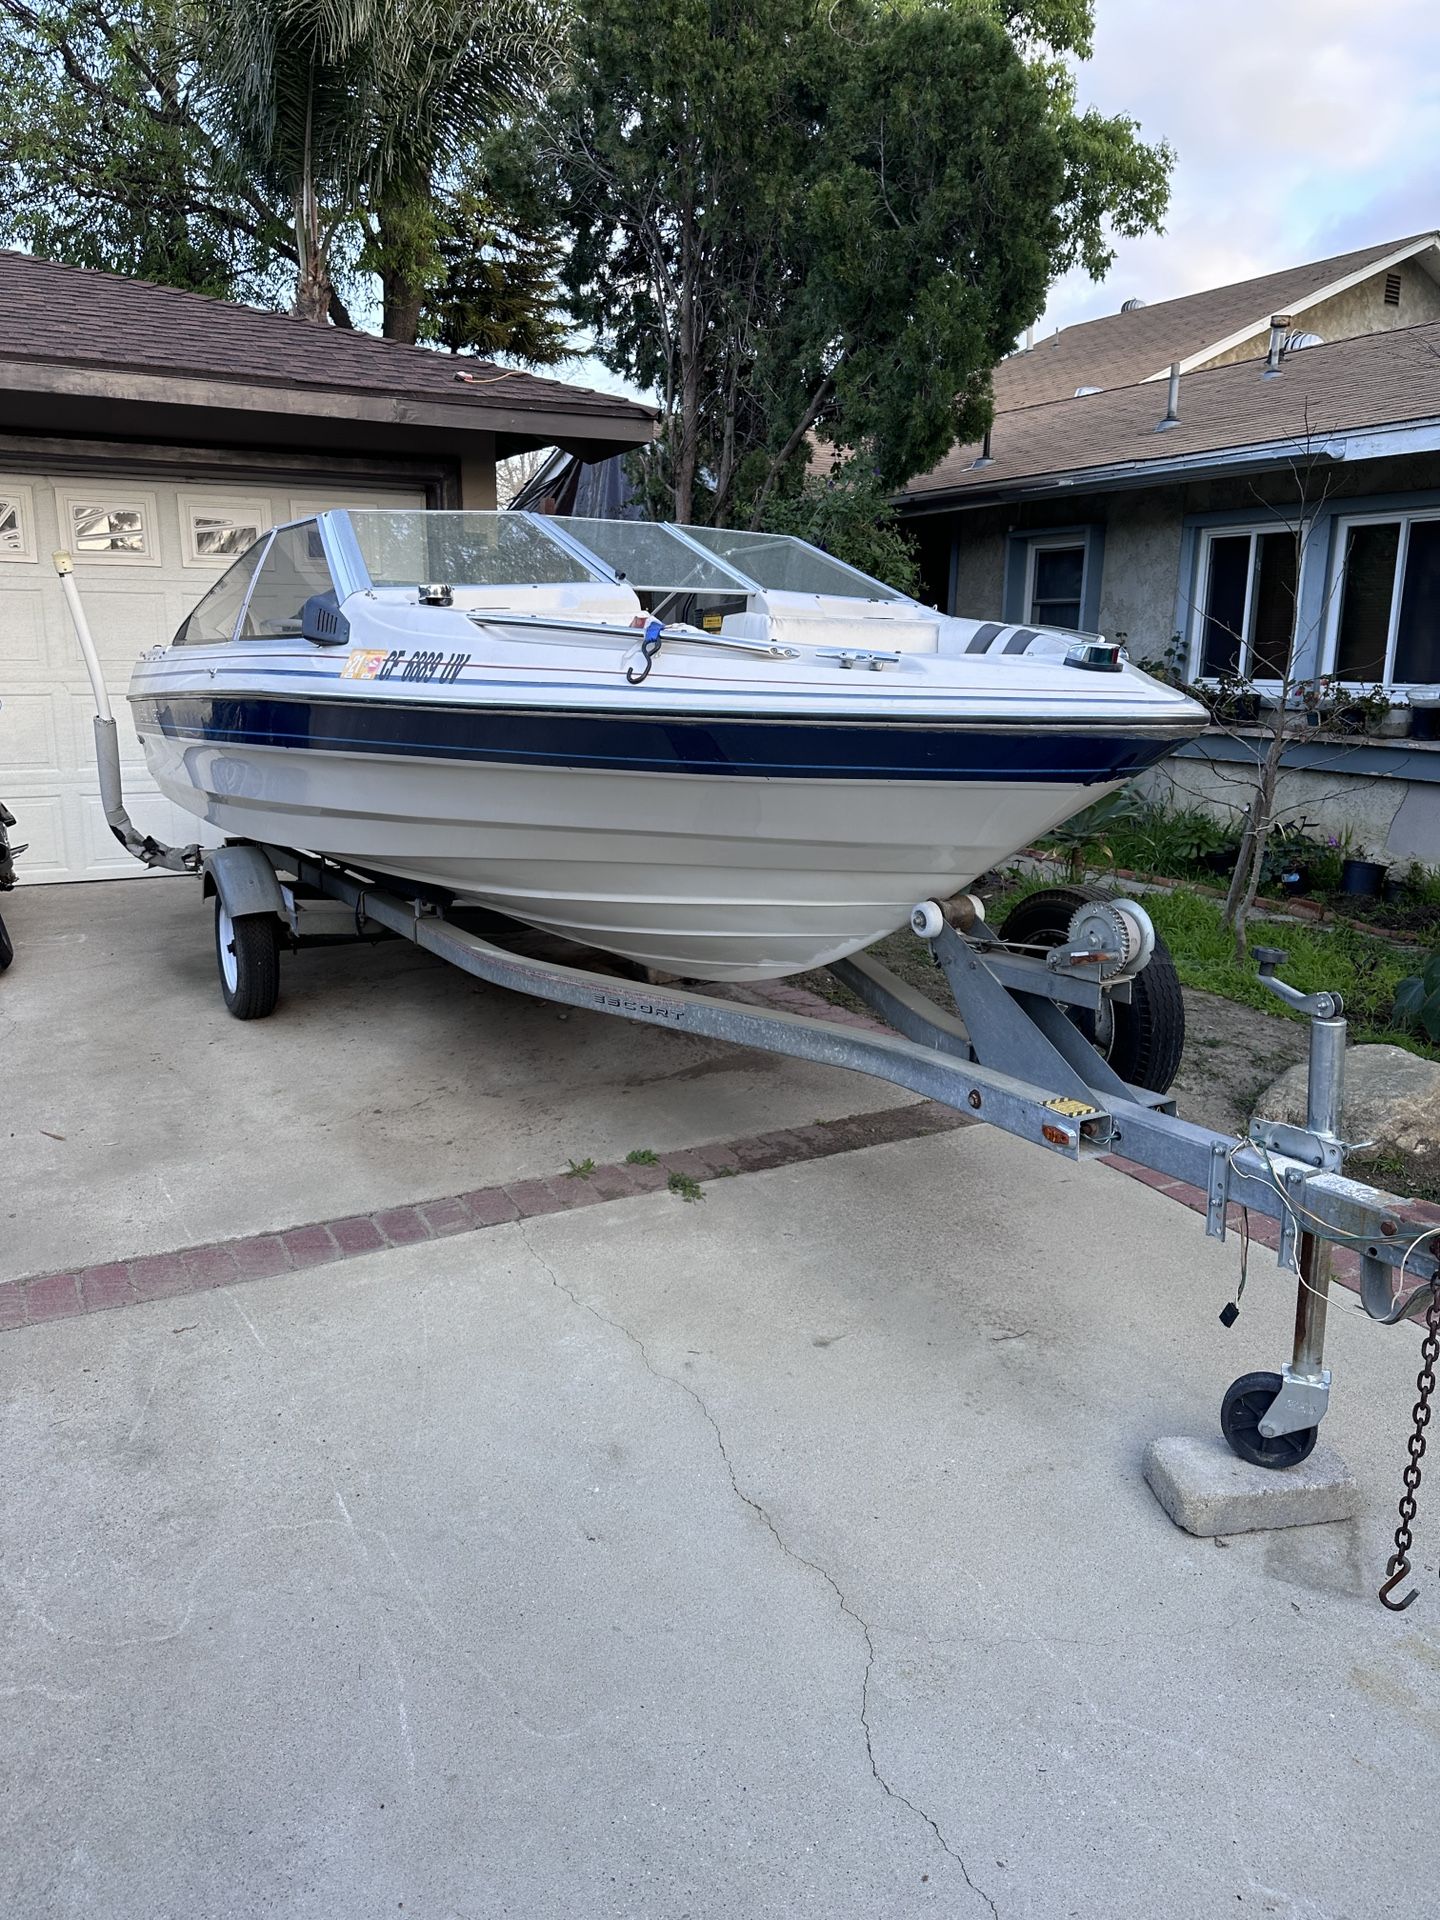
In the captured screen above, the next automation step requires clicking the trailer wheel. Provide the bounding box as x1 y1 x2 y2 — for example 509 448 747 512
0 909 11 972
997 884 1185 1094
1220 1369 1318 1469
215 897 280 1020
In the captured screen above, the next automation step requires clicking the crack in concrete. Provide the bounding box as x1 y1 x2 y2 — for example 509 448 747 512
517 1224 1000 1917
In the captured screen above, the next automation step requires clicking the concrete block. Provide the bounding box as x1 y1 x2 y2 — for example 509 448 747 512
1143 1434 1362 1537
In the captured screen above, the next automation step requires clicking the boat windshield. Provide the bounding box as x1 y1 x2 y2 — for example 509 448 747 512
676 525 905 600
345 510 600 588
545 517 752 593
339 508 907 601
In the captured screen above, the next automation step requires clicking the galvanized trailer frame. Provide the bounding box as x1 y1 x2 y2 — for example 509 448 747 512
194 835 1437 1473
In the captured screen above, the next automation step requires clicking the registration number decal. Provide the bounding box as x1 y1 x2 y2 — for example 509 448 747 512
342 648 470 683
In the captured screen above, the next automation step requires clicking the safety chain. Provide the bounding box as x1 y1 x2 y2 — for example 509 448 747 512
1379 1286 1440 1611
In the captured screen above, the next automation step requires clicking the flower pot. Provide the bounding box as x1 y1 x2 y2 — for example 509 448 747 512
1340 857 1389 897
1412 704 1440 742
1369 707 1412 738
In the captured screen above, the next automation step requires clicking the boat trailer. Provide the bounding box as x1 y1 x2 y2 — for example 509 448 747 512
55 553 1440 1609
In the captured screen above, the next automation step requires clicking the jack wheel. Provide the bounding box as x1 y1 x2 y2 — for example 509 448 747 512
215 897 280 1020
1220 1370 1318 1469
997 884 1185 1094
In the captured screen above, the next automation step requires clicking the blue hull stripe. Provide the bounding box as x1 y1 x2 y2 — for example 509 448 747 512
132 694 1189 784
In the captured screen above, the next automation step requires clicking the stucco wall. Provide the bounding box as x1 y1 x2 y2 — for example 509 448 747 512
1091 488 1185 658
1200 259 1440 370
948 506 1008 618
1139 752 1440 866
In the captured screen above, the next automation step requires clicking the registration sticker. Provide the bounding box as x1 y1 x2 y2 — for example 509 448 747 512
342 649 388 680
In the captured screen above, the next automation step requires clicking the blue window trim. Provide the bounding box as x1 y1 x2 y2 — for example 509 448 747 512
1176 485 1440 686
1003 525 1104 633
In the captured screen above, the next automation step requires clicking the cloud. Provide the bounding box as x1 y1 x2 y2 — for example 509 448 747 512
1040 0 1440 332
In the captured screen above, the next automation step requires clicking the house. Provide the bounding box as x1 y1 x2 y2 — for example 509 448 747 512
900 232 1440 867
0 251 654 883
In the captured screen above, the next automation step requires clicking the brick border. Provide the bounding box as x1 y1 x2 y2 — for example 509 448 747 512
7 953 1438 1334
0 1100 971 1333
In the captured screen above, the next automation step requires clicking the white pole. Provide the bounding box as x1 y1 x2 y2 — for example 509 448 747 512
52 550 113 722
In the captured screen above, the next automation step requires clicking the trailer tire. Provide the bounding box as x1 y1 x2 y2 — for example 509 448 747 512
215 898 280 1020
1220 1369 1318 1469
997 884 1185 1094
0 909 11 972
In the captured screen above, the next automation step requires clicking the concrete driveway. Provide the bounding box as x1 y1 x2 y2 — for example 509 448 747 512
4 879 1440 1918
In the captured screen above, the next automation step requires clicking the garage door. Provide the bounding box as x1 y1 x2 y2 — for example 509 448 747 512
1 474 427 882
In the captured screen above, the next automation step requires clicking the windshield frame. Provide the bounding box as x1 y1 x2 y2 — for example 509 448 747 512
313 508 910 602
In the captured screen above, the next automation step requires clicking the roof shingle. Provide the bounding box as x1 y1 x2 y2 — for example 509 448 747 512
0 249 654 425
993 233 1437 411
906 317 1440 501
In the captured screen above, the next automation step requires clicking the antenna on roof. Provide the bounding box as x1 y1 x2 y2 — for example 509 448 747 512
1154 362 1181 432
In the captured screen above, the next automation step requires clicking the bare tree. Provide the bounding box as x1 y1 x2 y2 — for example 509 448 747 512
1171 413 1356 958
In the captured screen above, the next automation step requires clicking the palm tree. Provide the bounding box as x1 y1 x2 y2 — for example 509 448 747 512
192 0 570 331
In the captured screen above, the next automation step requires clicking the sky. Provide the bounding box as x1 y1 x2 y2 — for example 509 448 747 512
556 0 1440 404
1037 0 1440 334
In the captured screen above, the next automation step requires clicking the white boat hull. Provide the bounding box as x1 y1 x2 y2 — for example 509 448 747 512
142 733 1107 980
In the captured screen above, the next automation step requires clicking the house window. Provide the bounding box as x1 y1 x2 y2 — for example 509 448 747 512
1026 541 1086 629
1193 528 1298 680
59 490 158 563
1328 512 1440 686
181 496 269 566
0 482 36 562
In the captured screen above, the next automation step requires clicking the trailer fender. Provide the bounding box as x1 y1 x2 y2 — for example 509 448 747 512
203 843 287 923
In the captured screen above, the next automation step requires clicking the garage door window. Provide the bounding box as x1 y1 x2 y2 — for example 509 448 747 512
62 493 155 561
173 538 270 645
239 522 336 638
0 484 35 561
182 497 269 565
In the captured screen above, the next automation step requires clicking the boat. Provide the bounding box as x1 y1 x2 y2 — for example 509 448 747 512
128 510 1207 982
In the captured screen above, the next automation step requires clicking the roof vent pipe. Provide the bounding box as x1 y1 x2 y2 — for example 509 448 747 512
971 425 994 469
1154 361 1181 432
1264 313 1291 376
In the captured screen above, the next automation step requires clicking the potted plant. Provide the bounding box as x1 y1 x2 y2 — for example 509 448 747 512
1334 683 1401 736
1340 852 1390 897
1300 676 1337 729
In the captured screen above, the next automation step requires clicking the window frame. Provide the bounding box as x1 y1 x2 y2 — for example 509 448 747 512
1023 536 1088 632
57 487 161 566
1187 523 1300 686
1322 506 1440 689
